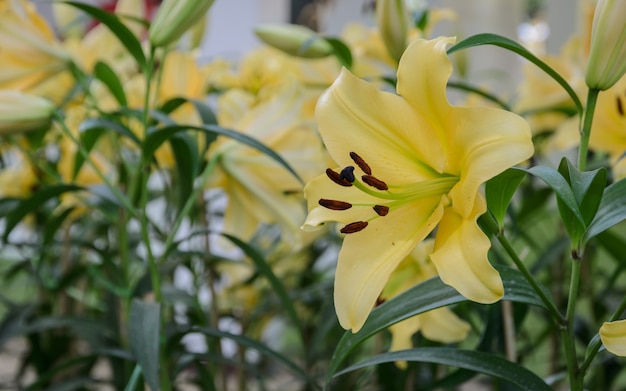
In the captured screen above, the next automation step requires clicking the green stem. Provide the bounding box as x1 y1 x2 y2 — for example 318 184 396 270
496 232 565 325
563 256 582 391
578 88 600 171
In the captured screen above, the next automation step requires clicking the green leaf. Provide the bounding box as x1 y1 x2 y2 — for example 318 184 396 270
585 177 626 241
124 365 143 391
93 61 128 106
324 37 353 69
128 299 160 391
325 264 548 384
485 168 527 228
447 33 583 115
195 327 319 388
556 158 606 245
526 165 586 227
62 1 147 70
334 348 551 391
169 133 200 213
142 124 302 184
2 184 83 242
220 233 304 346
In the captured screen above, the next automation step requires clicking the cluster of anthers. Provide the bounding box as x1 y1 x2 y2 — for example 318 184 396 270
319 151 390 234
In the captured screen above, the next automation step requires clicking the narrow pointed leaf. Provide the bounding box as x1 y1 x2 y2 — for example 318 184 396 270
62 1 147 69
585 178 626 241
325 264 549 383
169 133 199 213
334 348 551 391
447 33 582 114
128 299 160 391
93 61 128 106
485 168 527 228
324 37 353 69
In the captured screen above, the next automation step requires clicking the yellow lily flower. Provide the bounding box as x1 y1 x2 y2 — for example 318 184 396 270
600 319 626 356
0 0 70 94
382 239 470 368
0 90 54 135
302 36 534 332
209 81 327 247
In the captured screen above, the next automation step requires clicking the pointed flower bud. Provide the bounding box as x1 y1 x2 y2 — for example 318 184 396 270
376 0 410 63
0 91 54 135
149 0 214 48
585 0 626 90
254 24 333 58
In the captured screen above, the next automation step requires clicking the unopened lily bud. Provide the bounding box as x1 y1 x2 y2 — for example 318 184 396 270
254 24 333 58
149 0 214 48
376 0 410 63
0 91 54 135
585 0 626 90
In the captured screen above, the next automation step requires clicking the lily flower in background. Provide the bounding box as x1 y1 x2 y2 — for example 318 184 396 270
382 239 470 368
303 36 533 332
376 0 410 64
600 319 626 356
0 0 70 94
0 91 54 135
208 81 327 248
585 0 626 90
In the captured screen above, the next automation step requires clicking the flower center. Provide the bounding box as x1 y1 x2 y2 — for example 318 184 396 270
320 151 458 233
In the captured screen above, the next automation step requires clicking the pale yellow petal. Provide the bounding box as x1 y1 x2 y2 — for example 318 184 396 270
600 319 626 356
334 198 444 332
447 106 533 218
420 307 471 343
430 196 504 303
388 316 421 369
315 68 442 183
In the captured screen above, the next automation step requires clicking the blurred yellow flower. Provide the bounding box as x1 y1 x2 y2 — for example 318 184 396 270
0 0 70 94
600 319 626 356
255 24 334 59
0 151 38 198
303 37 533 332
209 82 326 247
381 239 470 368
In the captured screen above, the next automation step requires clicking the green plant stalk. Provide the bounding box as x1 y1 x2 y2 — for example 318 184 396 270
496 232 565 324
53 112 139 219
6 135 60 182
563 256 582 391
579 286 626 375
578 88 600 171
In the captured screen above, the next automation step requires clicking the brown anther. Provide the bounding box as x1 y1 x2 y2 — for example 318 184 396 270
617 96 624 116
349 152 372 175
319 198 353 210
362 175 389 190
375 296 386 307
326 168 352 187
340 221 368 234
373 205 390 216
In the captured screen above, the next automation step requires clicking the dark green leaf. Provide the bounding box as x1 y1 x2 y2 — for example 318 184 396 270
447 33 582 115
124 365 143 391
93 61 128 106
324 37 353 69
585 178 626 241
169 133 199 212
2 184 83 242
526 165 585 227
485 168 527 228
129 299 160 391
62 1 147 69
325 264 548 383
142 124 302 184
335 348 551 391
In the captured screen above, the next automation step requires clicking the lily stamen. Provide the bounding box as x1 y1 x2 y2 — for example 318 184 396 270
326 168 353 187
339 166 356 182
340 221 368 233
349 151 372 175
362 174 389 190
319 198 353 210
617 95 624 116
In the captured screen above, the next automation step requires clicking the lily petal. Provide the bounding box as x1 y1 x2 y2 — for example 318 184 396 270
316 68 442 183
430 195 504 303
420 307 471 343
334 198 444 332
448 106 534 218
600 320 626 357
